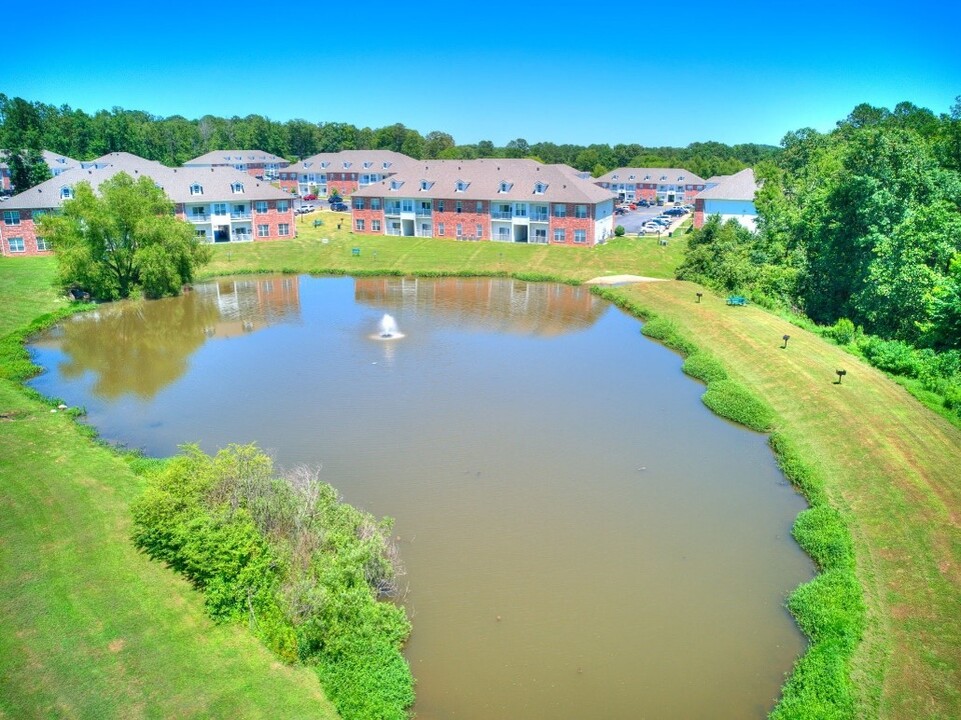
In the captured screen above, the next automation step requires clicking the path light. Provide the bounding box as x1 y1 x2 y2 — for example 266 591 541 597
696 292 703 303
835 369 847 384
782 334 790 349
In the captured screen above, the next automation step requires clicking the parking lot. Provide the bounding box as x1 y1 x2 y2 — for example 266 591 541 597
614 202 691 236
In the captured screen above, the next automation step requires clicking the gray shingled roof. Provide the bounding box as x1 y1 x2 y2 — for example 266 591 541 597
0 150 81 174
352 158 615 204
287 149 419 175
695 168 758 201
595 167 706 185
184 149 289 166
2 153 290 210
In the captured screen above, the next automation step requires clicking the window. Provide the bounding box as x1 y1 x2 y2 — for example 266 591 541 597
195 229 207 239
575 205 588 219
353 198 365 210
36 237 50 251
498 181 512 193
255 201 268 213
476 201 484 213
437 200 445 212
419 180 433 191
190 183 203 195
390 180 403 191
343 162 352 169
257 224 269 237
455 180 469 192
574 229 587 243
363 161 372 169
60 186 73 199
231 182 244 194
5 236 26 253
355 219 365 231
438 222 445 236
534 182 546 194
278 224 289 236
401 200 413 213
553 229 566 242
533 228 547 242
277 200 289 212
3 210 20 226
371 198 381 210
475 224 483 238
456 223 463 237
456 201 462 213
553 204 567 218
372 219 381 232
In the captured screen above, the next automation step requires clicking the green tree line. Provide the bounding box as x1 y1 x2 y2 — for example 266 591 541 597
677 98 961 415
0 94 776 178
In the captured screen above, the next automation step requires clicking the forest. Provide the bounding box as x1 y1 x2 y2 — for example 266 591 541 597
0 93 775 181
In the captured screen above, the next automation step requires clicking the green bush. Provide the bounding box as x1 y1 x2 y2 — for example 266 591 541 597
827 318 857 345
131 444 413 719
701 379 776 432
614 225 625 237
681 351 729 384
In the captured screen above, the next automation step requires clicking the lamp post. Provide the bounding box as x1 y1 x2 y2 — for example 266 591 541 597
782 334 790 349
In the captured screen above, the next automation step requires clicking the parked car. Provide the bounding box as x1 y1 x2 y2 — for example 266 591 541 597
330 201 349 212
642 223 662 233
300 204 316 213
614 207 626 215
302 194 317 201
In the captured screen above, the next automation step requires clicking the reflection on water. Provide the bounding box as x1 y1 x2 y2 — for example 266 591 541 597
354 276 605 336
27 275 812 719
32 276 301 399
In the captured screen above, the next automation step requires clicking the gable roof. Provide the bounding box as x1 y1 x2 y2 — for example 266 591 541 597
695 168 758 201
2 153 290 210
184 149 289 166
352 158 616 204
595 167 705 185
288 149 419 174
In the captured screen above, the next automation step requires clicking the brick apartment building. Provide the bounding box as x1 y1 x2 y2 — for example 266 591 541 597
594 167 706 205
278 150 419 197
350 159 616 246
1 152 296 257
183 150 290 181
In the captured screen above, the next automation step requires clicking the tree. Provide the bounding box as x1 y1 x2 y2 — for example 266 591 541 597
423 131 455 159
5 148 51 190
41 172 212 300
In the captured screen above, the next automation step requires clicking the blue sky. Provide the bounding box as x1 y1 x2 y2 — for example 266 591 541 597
2 0 957 149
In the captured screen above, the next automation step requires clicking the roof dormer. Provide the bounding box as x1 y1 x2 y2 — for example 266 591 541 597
498 181 513 193
390 179 404 191
419 179 434 192
455 180 469 192
231 182 244 194
533 182 547 194
59 185 73 199
190 183 204 196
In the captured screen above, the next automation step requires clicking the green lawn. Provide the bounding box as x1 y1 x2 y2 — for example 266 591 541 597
0 258 338 719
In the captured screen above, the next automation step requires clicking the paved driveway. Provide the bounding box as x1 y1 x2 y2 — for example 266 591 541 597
615 206 688 235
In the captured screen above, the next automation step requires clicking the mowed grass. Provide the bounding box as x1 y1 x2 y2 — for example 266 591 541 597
200 209 686 281
606 281 961 718
0 259 338 719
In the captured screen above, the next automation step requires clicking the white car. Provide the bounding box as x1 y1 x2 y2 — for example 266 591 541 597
299 204 316 213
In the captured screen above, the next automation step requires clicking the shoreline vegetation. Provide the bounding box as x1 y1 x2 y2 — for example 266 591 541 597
2 227 959 718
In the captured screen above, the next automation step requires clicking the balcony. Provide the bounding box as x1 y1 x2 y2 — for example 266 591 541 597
415 208 432 217
384 206 402 216
230 212 252 220
530 212 549 222
491 211 512 220
187 214 209 223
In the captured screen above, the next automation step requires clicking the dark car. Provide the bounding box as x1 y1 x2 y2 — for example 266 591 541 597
302 194 318 201
330 201 349 212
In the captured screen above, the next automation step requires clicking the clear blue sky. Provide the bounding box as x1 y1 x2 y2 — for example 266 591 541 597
2 0 957 148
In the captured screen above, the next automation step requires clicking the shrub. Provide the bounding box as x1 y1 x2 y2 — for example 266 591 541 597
701 379 776 432
614 225 625 237
827 318 857 345
857 336 922 377
681 351 728 384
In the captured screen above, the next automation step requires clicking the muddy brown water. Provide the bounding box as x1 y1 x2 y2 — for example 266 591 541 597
28 275 813 719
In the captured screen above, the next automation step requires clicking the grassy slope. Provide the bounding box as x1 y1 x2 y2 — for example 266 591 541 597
608 281 961 718
200 210 685 281
0 258 338 719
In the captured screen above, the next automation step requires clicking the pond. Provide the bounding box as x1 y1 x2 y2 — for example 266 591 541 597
28 274 813 719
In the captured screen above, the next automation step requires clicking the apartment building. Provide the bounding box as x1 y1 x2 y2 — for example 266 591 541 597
278 150 418 197
350 159 616 246
183 150 290 181
0 152 295 257
594 168 706 205
693 168 759 231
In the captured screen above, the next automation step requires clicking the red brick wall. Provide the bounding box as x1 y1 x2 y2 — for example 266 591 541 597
327 174 359 197
352 208 385 234
0 211 52 256
433 199 489 238
251 201 295 241
693 199 706 229
0 168 10 192
550 205 594 246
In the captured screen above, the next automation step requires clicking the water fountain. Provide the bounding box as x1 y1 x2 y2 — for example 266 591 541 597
375 313 403 340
